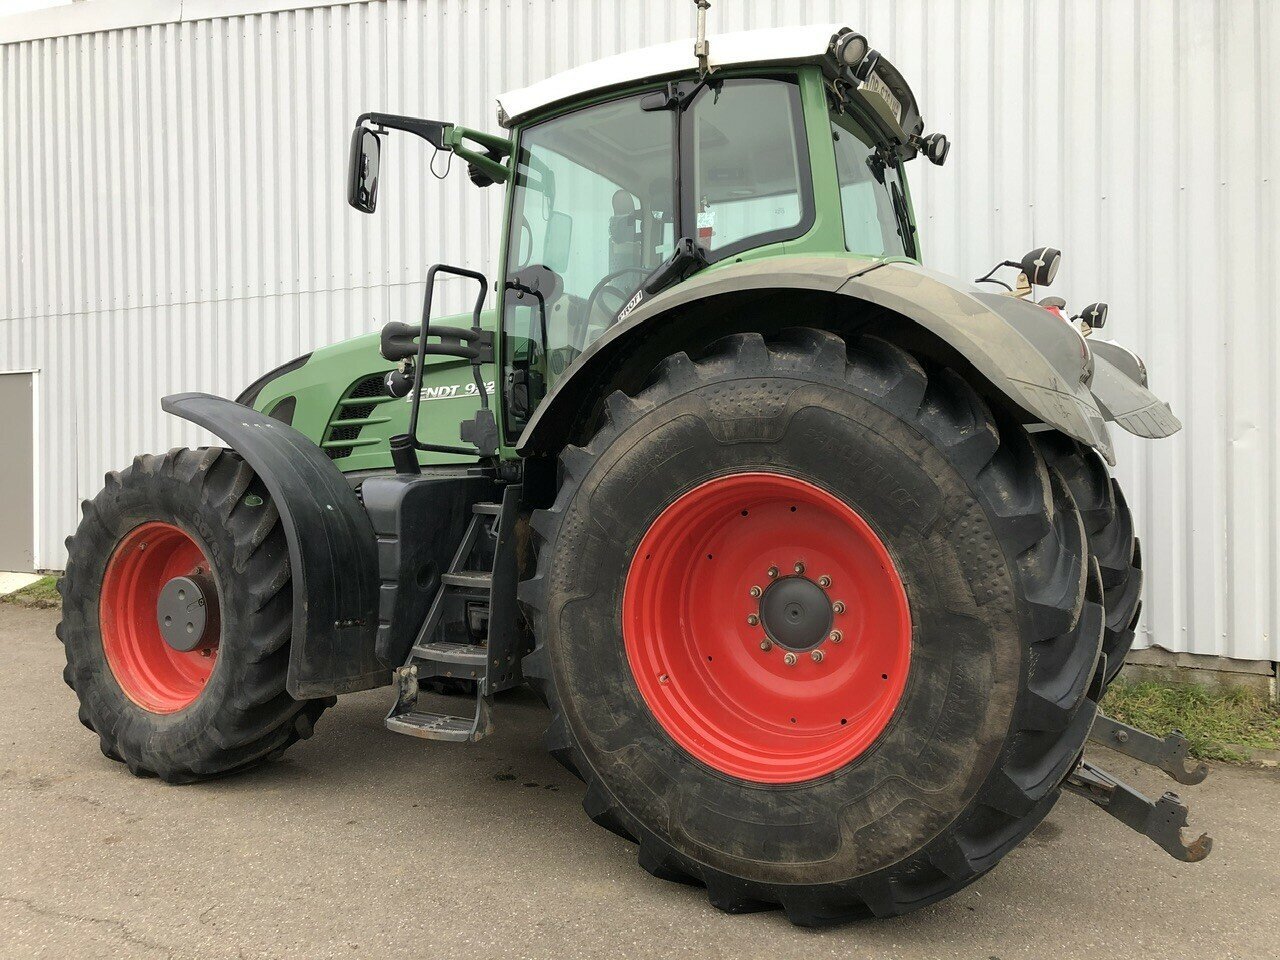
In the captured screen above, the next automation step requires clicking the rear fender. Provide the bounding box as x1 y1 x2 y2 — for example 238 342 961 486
162 393 386 699
518 257 1122 463
1088 340 1181 438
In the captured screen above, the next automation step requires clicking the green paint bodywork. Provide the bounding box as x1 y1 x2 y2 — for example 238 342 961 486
250 65 917 471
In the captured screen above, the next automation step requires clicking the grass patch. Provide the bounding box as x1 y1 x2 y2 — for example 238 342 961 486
0 575 60 609
1101 679 1280 763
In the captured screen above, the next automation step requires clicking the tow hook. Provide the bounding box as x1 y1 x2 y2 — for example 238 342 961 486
1064 759 1212 863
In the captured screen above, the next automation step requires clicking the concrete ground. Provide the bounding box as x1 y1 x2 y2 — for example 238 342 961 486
2 604 1277 960
0 572 41 597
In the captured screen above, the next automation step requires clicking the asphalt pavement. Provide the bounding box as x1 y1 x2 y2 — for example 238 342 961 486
2 604 1276 959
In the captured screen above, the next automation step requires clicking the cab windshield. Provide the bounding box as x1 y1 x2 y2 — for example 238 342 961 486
500 77 815 439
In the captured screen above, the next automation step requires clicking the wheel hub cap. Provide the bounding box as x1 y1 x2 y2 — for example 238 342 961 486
156 574 217 652
759 576 833 650
622 473 912 784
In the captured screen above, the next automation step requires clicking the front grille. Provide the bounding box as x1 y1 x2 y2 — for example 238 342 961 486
323 373 394 460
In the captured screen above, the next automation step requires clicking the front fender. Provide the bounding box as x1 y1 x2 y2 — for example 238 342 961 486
518 257 1120 462
162 393 386 699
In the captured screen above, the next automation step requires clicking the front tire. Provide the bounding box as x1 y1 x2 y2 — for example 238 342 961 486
59 448 332 783
521 330 1104 924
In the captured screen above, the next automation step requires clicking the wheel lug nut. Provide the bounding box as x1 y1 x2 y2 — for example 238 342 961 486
817 575 831 588
810 649 824 663
746 614 760 626
830 630 843 643
793 561 805 575
832 601 845 614
767 566 779 579
783 652 797 666
749 585 762 598
759 639 773 652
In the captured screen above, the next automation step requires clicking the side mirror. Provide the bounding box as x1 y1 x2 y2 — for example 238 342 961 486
1076 301 1108 329
1020 246 1061 286
347 126 381 213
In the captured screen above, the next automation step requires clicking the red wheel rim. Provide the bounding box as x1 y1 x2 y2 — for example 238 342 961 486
622 473 911 784
100 521 219 714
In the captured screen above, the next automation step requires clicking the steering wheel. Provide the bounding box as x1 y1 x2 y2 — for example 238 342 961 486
582 267 651 330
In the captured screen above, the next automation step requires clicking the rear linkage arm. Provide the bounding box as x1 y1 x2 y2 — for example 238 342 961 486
1063 760 1212 863
1063 711 1212 863
1089 713 1209 786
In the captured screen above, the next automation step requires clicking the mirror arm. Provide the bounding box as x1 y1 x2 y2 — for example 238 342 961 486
447 125 512 184
357 112 452 150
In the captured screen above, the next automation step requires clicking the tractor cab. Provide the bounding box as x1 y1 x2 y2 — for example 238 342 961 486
345 24 948 456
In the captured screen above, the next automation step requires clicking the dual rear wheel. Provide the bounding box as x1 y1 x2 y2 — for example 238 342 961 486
521 329 1108 923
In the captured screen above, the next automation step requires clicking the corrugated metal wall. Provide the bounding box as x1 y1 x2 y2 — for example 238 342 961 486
2 0 1277 662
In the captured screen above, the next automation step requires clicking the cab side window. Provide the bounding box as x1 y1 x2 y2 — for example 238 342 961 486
688 79 812 257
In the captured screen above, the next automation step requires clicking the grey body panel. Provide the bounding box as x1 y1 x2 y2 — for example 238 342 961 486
1089 339 1147 385
1088 350 1182 439
518 256 1182 464
162 393 385 699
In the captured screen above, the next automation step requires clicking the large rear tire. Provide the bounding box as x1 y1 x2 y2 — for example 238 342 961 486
521 329 1104 924
59 448 333 783
1035 433 1143 689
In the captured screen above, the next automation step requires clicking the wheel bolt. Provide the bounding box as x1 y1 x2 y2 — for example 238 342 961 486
817 575 831 588
759 639 773 652
793 561 805 575
749 585 762 598
830 630 843 643
746 614 759 626
810 649 824 663
783 652 797 666
832 601 845 614
767 566 779 579
659 673 669 684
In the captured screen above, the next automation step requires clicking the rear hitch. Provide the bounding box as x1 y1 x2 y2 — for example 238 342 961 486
1089 712 1209 785
1064 759 1212 863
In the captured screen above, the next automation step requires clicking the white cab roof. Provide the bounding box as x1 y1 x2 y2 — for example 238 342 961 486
497 23 844 125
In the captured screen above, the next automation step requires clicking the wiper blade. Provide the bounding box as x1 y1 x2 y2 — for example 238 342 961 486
888 181 917 258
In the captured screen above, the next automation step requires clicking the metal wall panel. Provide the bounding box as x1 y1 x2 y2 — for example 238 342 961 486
1 0 1276 662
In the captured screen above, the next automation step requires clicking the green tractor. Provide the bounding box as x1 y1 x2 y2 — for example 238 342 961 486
59 12 1210 925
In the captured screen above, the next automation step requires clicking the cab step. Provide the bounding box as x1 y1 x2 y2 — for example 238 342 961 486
384 485 522 743
440 570 493 591
411 639 488 670
385 664 493 743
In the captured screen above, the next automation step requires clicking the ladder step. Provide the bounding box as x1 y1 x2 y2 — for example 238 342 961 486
385 711 477 743
440 570 492 591
412 639 488 668
472 502 502 516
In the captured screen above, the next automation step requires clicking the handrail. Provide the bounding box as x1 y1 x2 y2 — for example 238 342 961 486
394 263 493 468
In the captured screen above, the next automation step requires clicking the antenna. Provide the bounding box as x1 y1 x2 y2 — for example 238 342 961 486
693 0 713 77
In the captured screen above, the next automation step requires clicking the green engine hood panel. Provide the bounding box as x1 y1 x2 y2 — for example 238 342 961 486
248 313 496 472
